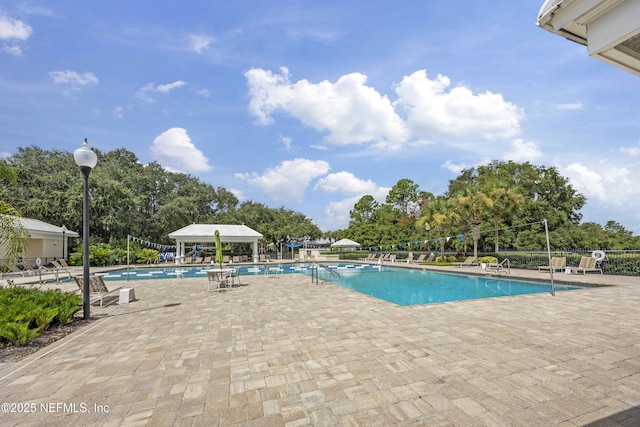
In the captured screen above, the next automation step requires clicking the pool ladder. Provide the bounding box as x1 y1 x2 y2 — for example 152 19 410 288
311 264 340 284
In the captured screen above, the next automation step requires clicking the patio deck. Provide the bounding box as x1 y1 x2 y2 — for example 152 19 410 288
1 266 640 425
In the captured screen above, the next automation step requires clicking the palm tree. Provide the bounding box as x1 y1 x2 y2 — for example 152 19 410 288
487 186 525 252
416 197 458 262
0 163 28 268
453 188 493 260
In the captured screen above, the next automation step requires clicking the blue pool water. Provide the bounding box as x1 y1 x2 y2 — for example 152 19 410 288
98 263 582 306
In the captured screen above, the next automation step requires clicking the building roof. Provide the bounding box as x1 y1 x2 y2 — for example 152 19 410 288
330 238 361 248
537 0 640 77
12 216 79 239
168 224 263 243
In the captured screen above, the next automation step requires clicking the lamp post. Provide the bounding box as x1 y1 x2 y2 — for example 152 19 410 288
74 139 98 320
61 225 67 260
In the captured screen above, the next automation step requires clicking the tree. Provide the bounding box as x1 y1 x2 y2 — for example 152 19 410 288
386 178 419 218
452 188 493 260
0 162 28 267
416 197 458 261
349 195 379 227
487 186 525 252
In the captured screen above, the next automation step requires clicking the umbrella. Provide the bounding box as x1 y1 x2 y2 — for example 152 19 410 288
215 230 223 268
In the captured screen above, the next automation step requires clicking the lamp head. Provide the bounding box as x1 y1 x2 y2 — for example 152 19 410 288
73 138 98 169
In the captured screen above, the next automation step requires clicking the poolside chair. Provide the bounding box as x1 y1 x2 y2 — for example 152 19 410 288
405 253 414 263
485 259 511 275
424 253 435 263
410 254 426 264
74 276 123 307
386 254 397 263
59 259 71 268
538 257 566 272
207 271 230 292
359 253 374 261
575 256 603 275
6 263 33 277
452 256 478 267
227 267 241 286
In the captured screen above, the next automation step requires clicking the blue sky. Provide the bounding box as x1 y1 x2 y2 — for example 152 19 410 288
1 1 640 234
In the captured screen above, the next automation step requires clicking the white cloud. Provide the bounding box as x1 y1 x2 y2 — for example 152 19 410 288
245 67 524 152
2 44 22 55
441 160 469 175
156 80 186 93
0 13 32 40
620 141 640 156
245 67 410 150
196 88 211 98
394 70 523 140
150 127 211 173
136 80 187 103
235 158 330 203
561 162 638 206
185 33 212 54
554 102 584 110
315 171 383 196
49 70 99 86
321 195 363 230
279 135 292 150
314 172 391 230
503 139 543 162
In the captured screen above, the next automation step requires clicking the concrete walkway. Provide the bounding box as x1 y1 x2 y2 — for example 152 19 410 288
1 266 640 426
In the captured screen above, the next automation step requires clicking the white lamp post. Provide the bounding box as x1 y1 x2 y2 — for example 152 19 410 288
74 139 98 320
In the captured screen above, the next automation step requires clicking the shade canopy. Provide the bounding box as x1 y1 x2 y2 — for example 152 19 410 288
168 224 263 263
331 238 361 248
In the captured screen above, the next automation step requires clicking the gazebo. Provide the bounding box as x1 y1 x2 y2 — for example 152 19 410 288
330 238 361 251
168 224 263 263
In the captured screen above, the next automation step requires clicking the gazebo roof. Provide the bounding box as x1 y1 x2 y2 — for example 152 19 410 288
331 238 361 248
168 224 263 243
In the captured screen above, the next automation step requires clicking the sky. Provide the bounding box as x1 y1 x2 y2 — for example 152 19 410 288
1 1 640 234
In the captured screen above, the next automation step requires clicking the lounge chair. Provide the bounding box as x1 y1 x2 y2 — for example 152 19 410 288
575 256 603 275
410 254 426 264
59 259 71 268
359 254 375 261
424 253 435 263
485 259 510 274
74 276 123 307
387 254 396 262
453 256 478 267
405 253 414 263
6 264 33 277
538 257 566 272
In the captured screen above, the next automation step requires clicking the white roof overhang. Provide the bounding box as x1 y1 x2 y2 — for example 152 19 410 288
537 0 640 77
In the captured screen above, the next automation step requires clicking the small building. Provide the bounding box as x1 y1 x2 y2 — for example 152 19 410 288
1 216 78 262
168 224 263 263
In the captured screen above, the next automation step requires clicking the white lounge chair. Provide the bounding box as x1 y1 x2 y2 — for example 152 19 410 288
575 256 603 275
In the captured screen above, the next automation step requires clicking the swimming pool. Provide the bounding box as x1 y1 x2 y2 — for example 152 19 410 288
98 263 582 306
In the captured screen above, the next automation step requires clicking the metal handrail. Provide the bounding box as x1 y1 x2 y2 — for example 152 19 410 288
311 264 340 284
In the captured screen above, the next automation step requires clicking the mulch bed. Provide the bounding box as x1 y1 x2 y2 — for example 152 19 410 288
0 319 93 363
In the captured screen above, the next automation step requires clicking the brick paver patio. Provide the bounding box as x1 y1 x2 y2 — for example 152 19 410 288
1 265 640 426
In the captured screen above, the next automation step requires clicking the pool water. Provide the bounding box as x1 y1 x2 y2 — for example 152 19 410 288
329 267 581 306
99 263 582 306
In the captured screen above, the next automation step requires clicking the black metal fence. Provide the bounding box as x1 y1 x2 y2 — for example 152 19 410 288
338 249 640 276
